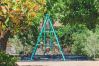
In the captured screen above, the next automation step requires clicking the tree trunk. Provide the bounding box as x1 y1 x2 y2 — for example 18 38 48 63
0 28 11 51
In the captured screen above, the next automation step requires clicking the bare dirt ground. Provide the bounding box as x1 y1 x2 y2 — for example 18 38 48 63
16 61 99 66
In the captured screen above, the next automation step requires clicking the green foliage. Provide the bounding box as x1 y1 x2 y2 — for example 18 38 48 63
0 51 17 66
68 0 99 29
0 0 99 59
58 24 88 46
18 24 39 46
46 0 99 29
47 0 70 20
71 25 90 55
71 25 99 58
85 32 99 58
84 26 99 58
57 24 73 46
58 24 99 58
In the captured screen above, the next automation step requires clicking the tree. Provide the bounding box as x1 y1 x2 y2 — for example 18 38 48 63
46 0 99 29
0 0 46 50
0 0 46 33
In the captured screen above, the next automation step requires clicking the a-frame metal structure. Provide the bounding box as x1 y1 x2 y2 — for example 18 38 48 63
30 14 65 61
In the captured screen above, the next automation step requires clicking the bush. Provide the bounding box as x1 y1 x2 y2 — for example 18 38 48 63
84 26 99 58
8 35 32 55
58 24 99 59
58 24 89 46
8 35 23 54
85 32 99 58
0 51 17 66
71 24 90 55
57 24 72 46
71 25 99 59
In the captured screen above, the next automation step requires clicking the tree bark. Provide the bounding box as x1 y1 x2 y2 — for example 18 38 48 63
0 28 11 51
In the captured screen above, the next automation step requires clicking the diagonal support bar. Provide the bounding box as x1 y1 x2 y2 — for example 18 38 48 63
31 14 65 61
47 14 65 61
30 15 48 60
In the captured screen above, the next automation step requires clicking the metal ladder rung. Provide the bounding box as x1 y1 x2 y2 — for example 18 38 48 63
43 31 54 33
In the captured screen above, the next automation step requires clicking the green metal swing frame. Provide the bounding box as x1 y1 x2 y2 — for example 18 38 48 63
30 14 65 61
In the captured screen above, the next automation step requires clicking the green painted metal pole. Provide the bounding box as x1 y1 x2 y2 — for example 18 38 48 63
44 18 46 54
31 14 48 60
47 14 65 61
50 22 53 51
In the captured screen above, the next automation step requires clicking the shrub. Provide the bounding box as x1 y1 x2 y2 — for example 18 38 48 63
85 32 99 58
71 24 90 55
8 35 32 55
8 35 23 54
84 25 99 58
0 51 17 66
71 25 99 59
